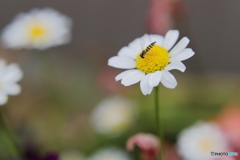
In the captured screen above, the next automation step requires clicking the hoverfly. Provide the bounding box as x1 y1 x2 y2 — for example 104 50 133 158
139 37 156 58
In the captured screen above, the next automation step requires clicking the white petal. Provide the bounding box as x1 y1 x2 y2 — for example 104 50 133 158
0 59 6 68
108 56 136 69
121 70 145 86
128 37 142 53
170 37 190 56
147 85 153 95
0 93 8 105
115 70 135 81
165 61 186 72
141 34 151 48
161 71 177 89
163 30 179 51
3 83 21 95
140 74 153 95
2 64 23 82
118 46 137 59
140 34 161 50
148 71 162 87
170 48 195 61
148 34 164 46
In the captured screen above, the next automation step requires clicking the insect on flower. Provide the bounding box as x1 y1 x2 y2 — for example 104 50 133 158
108 30 195 95
140 37 157 58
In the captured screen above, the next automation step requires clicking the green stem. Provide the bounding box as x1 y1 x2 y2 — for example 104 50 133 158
0 108 22 157
154 86 164 160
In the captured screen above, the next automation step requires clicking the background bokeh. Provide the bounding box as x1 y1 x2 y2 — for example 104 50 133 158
0 0 240 159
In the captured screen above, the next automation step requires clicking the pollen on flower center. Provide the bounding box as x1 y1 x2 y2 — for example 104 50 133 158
30 26 45 38
136 45 170 73
200 140 213 151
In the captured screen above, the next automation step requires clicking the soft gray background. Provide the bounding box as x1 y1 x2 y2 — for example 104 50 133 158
0 0 240 73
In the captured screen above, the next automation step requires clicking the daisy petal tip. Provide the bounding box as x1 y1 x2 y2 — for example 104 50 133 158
165 84 177 89
115 71 127 81
107 58 115 66
171 82 178 89
191 50 196 56
185 50 195 60
170 30 179 37
107 56 136 69
168 29 179 33
147 89 153 95
171 85 177 89
107 63 115 68
164 30 180 50
161 71 178 89
115 77 121 81
179 66 186 72
121 80 130 87
183 37 190 43
165 62 186 73
142 90 151 95
120 80 126 86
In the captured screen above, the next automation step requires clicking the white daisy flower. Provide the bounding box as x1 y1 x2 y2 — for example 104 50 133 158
87 147 131 160
90 97 137 136
177 122 229 160
108 30 195 95
0 59 23 105
1 8 72 50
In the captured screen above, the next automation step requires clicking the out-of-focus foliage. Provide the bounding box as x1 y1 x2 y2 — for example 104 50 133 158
0 0 240 160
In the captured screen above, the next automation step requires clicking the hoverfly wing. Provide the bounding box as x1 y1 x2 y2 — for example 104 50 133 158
145 50 157 55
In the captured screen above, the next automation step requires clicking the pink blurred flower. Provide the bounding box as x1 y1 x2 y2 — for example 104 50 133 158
215 104 240 160
215 104 240 149
126 133 159 160
146 0 187 35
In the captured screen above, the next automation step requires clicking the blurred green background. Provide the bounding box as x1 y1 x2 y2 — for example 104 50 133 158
0 0 240 159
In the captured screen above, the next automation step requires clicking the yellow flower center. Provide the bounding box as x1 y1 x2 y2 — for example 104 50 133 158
200 140 213 151
30 26 45 38
136 45 170 73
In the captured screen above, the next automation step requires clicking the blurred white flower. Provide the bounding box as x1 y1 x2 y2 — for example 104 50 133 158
108 30 195 95
1 8 72 50
60 150 85 160
0 59 23 105
87 147 131 160
90 97 137 136
177 121 229 160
